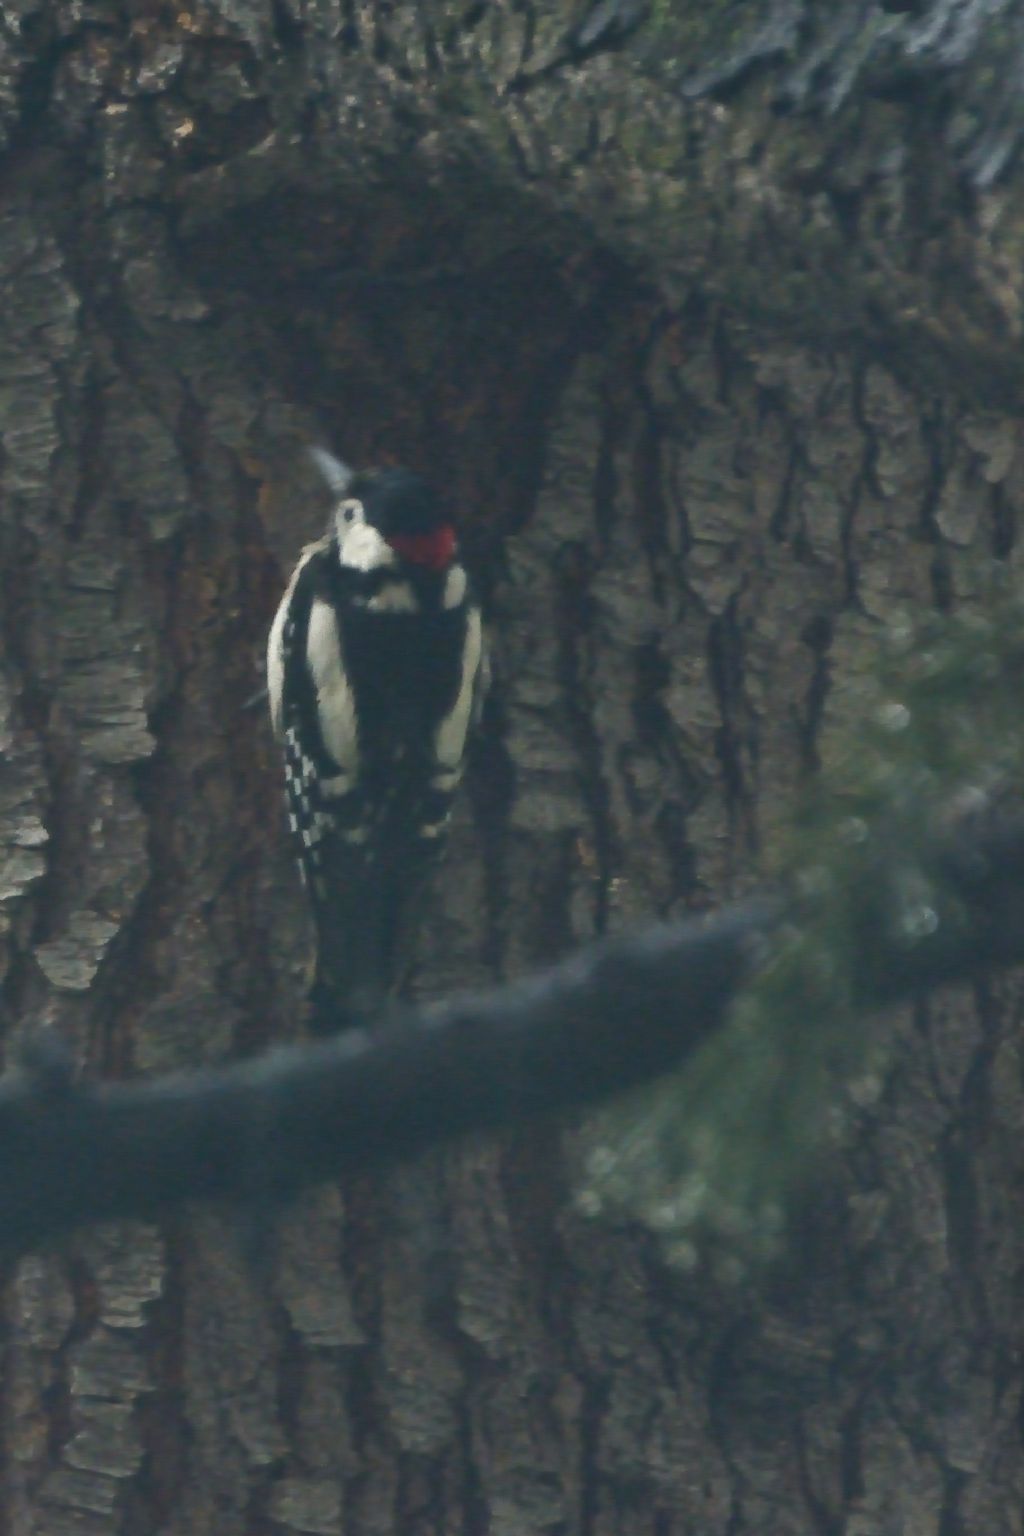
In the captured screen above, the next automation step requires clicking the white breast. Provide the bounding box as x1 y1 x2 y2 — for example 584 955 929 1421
306 598 359 774
443 565 467 609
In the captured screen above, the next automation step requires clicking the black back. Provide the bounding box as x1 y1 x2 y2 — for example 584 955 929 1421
285 545 469 786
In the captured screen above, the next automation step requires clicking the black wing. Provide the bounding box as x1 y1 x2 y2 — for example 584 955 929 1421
270 551 390 1029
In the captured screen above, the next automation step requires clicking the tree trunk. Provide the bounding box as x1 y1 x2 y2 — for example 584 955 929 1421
1 4 1022 1533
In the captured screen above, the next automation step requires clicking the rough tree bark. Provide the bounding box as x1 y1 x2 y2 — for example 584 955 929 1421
0 3 1022 1534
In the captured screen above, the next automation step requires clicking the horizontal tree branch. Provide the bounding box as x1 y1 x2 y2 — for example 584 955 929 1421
2 902 773 1261
2 805 1023 1261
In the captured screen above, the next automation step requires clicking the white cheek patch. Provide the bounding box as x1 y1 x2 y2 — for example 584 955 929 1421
332 498 364 542
306 598 359 773
435 607 483 770
338 519 396 572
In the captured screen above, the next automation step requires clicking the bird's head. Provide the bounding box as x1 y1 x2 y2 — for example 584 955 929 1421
308 450 456 574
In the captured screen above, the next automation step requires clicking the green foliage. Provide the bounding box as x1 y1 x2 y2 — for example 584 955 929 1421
577 590 1024 1271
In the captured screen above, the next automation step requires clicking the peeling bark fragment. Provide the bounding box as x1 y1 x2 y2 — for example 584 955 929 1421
68 1326 152 1402
183 1214 288 1493
9 1251 76 1349
80 1223 165 1329
63 1399 143 1479
105 386 195 539
962 415 1019 483
134 982 238 1073
40 1462 122 1517
451 1148 524 1356
0 220 80 524
51 540 157 767
0 670 48 976
269 1475 344 1536
275 1187 363 1347
500 361 600 848
377 1255 462 1455
35 910 120 992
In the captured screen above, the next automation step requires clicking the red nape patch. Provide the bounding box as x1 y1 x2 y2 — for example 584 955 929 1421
387 525 457 572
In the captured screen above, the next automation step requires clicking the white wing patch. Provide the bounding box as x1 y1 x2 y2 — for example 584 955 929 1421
306 598 359 775
267 537 329 741
443 565 467 610
435 606 483 771
267 607 287 741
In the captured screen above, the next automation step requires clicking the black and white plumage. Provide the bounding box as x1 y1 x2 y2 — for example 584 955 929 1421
267 448 487 1028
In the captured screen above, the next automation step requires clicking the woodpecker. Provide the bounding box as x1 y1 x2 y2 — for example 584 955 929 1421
267 448 486 1029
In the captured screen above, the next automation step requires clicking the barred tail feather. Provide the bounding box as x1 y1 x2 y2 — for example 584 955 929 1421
307 824 447 1033
308 848 392 1033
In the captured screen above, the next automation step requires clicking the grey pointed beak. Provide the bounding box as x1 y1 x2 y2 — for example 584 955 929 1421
307 446 354 497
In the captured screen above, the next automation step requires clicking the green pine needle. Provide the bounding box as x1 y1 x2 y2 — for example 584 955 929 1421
577 591 1024 1271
